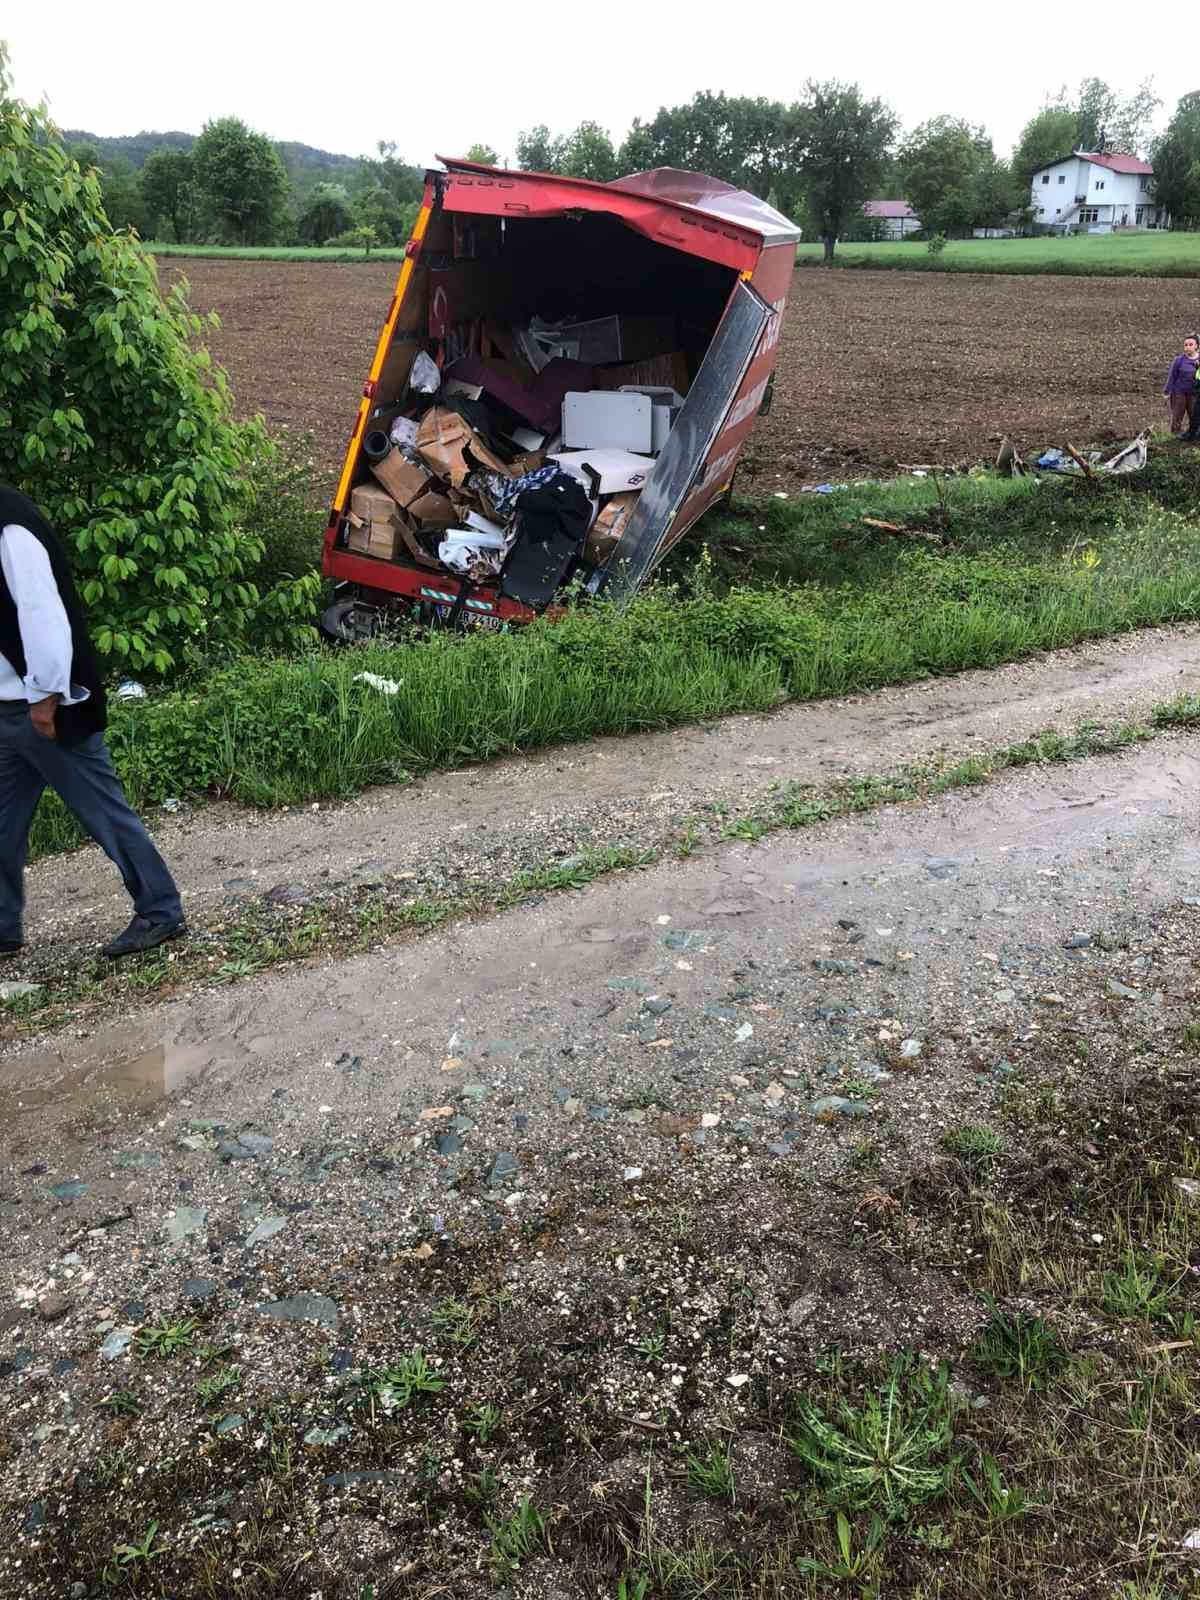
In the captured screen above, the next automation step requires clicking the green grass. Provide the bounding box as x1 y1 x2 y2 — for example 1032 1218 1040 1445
685 1443 735 1500
23 452 1200 867
350 1350 445 1419
146 242 408 263
487 1497 548 1575
941 1124 1006 1173
969 1305 1068 1390
134 1319 198 1360
787 1358 958 1518
796 230 1200 276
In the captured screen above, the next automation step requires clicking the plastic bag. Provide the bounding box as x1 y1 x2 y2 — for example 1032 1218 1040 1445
409 351 441 395
439 527 506 577
389 416 419 451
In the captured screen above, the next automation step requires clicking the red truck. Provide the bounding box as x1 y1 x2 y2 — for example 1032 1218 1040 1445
321 159 798 638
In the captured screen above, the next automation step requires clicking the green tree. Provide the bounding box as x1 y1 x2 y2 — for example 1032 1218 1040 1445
140 147 195 242
352 182 415 244
0 48 315 673
298 181 352 243
1075 75 1159 154
515 125 563 173
348 141 422 241
617 91 791 196
789 80 898 260
97 155 146 233
464 142 500 165
971 152 1021 228
555 121 618 182
1012 101 1077 179
899 116 997 236
69 143 145 234
1152 92 1200 228
191 116 289 244
1014 79 1161 199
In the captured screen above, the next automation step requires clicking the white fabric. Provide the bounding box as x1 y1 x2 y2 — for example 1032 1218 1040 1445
0 524 90 705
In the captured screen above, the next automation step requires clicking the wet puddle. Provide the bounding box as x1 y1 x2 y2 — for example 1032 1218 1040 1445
0 1039 204 1121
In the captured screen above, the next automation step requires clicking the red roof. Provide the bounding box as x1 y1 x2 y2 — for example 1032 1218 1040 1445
862 199 917 219
1078 151 1154 176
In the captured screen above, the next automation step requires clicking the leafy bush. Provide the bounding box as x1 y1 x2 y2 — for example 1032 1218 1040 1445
228 426 324 654
323 225 380 254
0 49 314 675
926 232 948 254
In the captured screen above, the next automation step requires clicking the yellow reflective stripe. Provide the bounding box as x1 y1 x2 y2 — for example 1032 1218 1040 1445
333 201 434 512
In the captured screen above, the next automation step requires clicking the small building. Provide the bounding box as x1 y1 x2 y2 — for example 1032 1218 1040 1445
1029 150 1167 232
861 199 920 240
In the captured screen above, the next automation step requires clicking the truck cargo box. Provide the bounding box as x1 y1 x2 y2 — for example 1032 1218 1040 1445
320 159 798 636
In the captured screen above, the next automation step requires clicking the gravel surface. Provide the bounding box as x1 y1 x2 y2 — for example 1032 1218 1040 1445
4 636 1200 1595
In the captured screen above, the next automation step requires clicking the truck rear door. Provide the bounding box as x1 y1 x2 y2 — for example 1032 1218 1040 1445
598 279 774 599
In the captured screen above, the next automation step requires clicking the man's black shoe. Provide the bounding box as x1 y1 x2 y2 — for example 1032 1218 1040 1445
101 916 187 960
0 940 22 958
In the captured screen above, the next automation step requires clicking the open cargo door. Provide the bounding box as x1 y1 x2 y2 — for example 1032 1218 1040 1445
597 280 772 600
322 164 797 632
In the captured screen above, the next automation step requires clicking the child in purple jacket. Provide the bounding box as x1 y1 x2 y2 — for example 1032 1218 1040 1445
1165 334 1199 434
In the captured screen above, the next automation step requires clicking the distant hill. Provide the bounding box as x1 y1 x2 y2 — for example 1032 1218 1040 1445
62 128 363 187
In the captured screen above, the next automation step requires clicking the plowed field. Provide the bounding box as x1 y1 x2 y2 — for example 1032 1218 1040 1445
159 257 1198 496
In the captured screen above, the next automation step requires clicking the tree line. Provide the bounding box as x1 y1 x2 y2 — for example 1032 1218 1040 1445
78 77 1200 257
74 119 425 250
514 77 1187 255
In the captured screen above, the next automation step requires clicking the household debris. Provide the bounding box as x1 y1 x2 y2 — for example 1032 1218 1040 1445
320 162 801 636
337 323 689 617
1032 431 1150 478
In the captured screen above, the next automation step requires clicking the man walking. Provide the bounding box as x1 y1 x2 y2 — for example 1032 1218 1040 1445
0 485 186 959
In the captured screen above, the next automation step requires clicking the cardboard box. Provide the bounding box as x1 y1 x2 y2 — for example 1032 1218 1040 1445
585 492 639 566
407 489 458 531
416 406 512 488
347 484 403 560
550 449 655 495
370 447 433 508
396 517 443 570
562 390 653 453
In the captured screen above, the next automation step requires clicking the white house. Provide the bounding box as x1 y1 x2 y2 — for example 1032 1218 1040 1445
861 199 920 239
1029 150 1167 232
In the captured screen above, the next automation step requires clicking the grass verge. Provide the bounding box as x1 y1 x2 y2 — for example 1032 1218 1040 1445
795 231 1200 276
9 697 1200 1036
147 242 408 262
25 454 1200 865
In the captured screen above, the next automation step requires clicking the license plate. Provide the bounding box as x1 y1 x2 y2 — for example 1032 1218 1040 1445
435 605 503 631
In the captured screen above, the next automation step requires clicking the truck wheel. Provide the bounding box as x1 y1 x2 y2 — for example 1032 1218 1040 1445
319 595 385 645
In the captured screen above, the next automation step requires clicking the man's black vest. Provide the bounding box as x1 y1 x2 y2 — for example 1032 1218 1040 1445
0 486 107 745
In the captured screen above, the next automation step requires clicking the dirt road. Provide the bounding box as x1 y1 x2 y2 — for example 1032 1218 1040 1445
19 620 1200 958
5 636 1200 1596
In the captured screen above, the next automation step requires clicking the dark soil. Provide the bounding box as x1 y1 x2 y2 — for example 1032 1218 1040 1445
160 258 1200 498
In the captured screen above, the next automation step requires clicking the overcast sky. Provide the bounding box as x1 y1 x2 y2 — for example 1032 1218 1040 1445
6 2 1192 167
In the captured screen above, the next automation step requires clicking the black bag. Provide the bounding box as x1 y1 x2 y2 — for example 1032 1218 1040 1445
499 472 591 608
